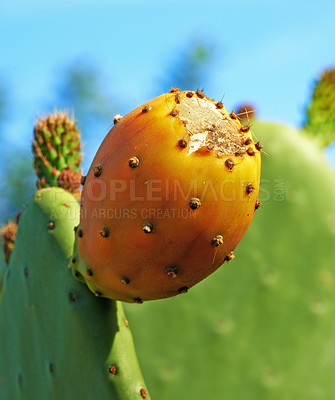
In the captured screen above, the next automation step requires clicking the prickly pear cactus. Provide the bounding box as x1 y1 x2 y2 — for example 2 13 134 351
124 121 335 400
73 89 261 302
304 67 335 147
0 188 150 399
32 113 82 190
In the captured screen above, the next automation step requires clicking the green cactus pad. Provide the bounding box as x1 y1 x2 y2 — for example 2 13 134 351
124 122 335 400
0 188 150 399
304 67 335 147
32 113 82 189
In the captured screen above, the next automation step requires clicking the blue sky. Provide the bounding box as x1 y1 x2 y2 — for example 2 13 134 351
0 0 335 167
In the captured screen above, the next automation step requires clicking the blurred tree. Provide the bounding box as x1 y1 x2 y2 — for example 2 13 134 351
0 84 6 126
52 58 117 132
159 40 214 91
1 154 35 217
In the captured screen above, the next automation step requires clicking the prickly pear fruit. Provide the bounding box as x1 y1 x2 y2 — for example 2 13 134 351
73 90 261 302
304 67 335 147
32 112 82 190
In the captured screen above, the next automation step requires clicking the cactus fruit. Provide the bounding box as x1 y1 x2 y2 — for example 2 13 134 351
0 188 150 399
304 67 335 147
32 112 82 189
73 90 261 302
0 220 18 264
124 121 335 399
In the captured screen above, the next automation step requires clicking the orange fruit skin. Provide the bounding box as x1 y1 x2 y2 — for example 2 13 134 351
75 91 261 302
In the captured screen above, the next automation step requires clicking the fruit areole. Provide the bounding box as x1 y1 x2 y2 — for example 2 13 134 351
72 89 261 302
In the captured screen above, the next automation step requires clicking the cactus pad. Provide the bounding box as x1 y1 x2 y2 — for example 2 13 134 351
0 188 150 399
32 113 82 189
124 121 335 399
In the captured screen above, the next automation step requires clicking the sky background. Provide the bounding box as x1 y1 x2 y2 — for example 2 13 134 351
0 0 334 173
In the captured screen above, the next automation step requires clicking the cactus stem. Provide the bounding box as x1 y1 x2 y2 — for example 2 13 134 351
216 101 223 109
175 93 181 104
186 91 194 98
244 138 252 146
